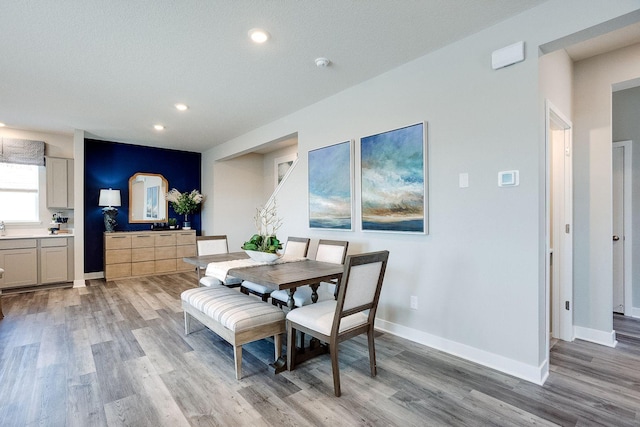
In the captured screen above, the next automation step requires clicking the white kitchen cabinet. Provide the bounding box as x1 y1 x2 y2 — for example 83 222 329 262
0 239 38 289
46 157 74 209
0 236 74 290
40 239 69 284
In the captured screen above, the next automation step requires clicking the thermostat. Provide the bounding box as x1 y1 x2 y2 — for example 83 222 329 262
498 170 519 187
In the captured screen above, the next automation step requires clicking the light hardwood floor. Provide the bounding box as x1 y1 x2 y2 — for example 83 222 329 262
1 273 639 426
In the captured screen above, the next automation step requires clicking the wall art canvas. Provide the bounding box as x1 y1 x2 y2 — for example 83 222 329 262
308 140 353 230
360 122 427 233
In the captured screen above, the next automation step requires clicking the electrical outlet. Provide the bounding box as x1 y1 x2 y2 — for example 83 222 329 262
410 296 418 310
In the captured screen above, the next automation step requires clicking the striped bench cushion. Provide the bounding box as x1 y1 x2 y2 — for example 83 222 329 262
181 286 284 332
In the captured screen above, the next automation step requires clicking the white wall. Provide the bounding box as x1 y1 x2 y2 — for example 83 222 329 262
202 1 640 382
613 84 640 311
573 43 640 336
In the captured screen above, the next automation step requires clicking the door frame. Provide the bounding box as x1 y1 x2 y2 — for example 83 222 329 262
612 140 633 317
545 100 574 346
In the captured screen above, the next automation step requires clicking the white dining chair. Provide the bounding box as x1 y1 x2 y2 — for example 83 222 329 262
270 239 348 308
286 250 389 396
197 235 243 288
240 237 310 301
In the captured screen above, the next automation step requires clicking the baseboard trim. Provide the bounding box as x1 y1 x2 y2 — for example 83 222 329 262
73 279 87 288
84 272 104 280
574 325 617 348
631 307 640 318
375 318 548 385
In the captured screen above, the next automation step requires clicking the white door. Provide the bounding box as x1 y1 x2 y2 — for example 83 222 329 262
612 145 624 313
612 140 632 316
547 103 573 342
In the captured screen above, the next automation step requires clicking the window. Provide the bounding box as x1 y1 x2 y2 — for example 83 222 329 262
0 162 40 221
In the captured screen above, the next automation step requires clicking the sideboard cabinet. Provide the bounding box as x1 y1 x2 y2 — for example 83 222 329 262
104 230 196 280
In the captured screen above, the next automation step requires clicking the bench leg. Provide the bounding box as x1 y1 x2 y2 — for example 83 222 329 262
274 333 282 360
184 312 191 335
234 345 242 380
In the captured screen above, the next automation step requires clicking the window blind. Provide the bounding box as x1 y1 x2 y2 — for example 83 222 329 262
0 137 45 166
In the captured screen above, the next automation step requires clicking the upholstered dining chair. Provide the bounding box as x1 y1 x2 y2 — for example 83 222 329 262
240 236 310 301
270 239 348 308
197 235 243 288
286 250 389 397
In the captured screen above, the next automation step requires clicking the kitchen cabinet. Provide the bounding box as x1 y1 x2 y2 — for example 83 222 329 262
104 230 196 280
0 236 74 290
46 157 74 209
40 238 69 284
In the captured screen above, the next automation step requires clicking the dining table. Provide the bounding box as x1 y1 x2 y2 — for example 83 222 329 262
182 251 345 372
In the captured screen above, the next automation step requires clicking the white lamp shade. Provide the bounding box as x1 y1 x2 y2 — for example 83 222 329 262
99 188 121 207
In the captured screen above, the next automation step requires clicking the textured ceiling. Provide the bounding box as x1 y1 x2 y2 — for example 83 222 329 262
0 1 547 152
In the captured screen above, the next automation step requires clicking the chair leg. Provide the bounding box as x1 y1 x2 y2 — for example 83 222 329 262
367 327 377 377
287 325 297 371
240 286 249 295
234 345 242 380
330 342 341 397
261 293 270 302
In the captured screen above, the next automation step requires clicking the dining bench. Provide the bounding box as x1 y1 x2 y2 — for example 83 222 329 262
181 285 285 379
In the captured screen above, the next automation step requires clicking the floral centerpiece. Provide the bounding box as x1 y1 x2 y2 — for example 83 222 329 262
241 202 282 262
165 188 204 229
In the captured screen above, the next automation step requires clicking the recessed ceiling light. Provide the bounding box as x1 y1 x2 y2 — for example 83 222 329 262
248 28 270 44
154 124 165 131
175 103 188 111
315 57 331 67
0 122 5 127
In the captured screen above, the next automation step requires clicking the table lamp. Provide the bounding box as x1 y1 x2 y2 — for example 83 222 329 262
99 188 121 232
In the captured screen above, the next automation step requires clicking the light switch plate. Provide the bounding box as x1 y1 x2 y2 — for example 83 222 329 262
459 173 469 188
498 170 519 187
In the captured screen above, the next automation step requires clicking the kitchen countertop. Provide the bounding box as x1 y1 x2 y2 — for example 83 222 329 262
0 233 74 240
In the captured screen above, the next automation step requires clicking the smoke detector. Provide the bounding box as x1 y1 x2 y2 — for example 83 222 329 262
315 57 331 67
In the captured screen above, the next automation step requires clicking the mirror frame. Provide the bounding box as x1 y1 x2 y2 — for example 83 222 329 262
128 172 169 223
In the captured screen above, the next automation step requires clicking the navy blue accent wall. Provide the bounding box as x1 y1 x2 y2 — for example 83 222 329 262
84 138 202 273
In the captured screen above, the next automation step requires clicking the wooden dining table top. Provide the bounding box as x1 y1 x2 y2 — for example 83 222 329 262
183 251 344 291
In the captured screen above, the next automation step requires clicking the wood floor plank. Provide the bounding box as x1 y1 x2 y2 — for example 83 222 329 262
2 274 640 426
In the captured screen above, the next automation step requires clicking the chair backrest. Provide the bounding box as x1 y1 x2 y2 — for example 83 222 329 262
284 237 310 258
333 251 389 334
315 239 349 264
197 235 229 256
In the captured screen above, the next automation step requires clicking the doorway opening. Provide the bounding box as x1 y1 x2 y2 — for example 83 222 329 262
546 101 574 346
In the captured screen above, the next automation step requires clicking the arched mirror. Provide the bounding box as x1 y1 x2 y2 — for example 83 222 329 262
128 173 168 223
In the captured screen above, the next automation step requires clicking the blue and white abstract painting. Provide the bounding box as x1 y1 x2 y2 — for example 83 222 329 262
308 141 352 230
361 122 426 233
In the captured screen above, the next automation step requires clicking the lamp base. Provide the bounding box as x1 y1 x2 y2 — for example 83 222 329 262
103 207 118 232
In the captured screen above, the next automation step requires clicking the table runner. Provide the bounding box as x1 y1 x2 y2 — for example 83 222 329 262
204 255 306 282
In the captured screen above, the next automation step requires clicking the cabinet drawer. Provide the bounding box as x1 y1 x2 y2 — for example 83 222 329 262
41 238 68 248
131 234 155 248
177 259 195 272
132 247 154 262
177 232 196 246
105 249 131 264
155 233 176 247
105 235 131 250
155 246 176 260
132 261 155 276
177 245 196 258
105 263 131 280
155 259 176 273
0 239 37 250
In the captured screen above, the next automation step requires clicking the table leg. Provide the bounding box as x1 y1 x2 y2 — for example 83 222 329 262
287 288 297 310
310 283 320 303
